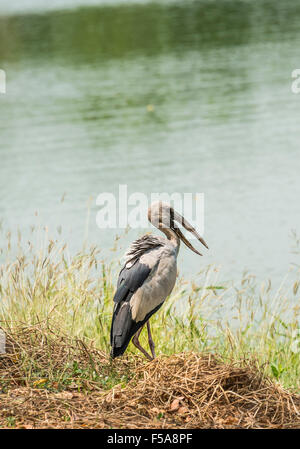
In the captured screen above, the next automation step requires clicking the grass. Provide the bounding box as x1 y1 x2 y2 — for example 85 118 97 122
1 350 299 429
0 228 299 428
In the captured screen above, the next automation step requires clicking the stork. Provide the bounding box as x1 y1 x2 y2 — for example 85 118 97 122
110 201 208 360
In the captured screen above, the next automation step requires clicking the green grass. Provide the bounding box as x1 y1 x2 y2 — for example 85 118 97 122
0 228 299 392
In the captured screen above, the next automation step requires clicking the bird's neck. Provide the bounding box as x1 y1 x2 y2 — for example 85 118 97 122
162 228 180 255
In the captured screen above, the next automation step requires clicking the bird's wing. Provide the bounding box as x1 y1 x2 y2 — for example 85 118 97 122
110 242 163 358
110 258 153 353
114 258 151 303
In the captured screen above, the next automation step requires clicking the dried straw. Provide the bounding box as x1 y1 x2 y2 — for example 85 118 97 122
0 327 299 429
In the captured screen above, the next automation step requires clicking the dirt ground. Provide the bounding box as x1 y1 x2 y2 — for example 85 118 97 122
1 347 299 429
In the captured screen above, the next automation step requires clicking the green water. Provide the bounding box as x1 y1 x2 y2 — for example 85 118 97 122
0 0 300 282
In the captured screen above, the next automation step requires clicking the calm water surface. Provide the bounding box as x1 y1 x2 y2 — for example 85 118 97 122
0 0 300 284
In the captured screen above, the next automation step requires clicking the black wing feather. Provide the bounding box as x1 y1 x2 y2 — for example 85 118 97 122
111 301 163 358
113 258 151 304
110 259 152 358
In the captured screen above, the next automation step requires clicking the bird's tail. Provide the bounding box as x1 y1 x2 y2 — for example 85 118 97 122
110 301 137 359
110 345 127 359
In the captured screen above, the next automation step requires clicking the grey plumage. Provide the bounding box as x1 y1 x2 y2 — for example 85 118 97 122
124 234 164 264
110 258 152 357
110 201 208 360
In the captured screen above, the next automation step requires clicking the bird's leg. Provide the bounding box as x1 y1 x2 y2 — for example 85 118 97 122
132 325 153 361
146 320 156 359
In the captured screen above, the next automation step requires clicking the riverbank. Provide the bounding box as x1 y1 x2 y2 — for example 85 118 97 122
0 237 299 428
0 329 299 428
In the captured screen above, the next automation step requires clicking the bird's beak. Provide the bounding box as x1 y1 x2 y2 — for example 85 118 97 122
173 211 209 256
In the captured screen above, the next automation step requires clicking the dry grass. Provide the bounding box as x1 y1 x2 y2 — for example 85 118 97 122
0 228 299 390
0 230 299 428
0 326 299 429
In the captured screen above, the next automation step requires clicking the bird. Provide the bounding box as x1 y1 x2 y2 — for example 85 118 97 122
110 201 208 360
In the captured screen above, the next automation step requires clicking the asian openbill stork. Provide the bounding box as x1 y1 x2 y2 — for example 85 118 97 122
110 201 208 360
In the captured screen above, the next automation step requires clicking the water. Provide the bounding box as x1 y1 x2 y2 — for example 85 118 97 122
0 0 300 284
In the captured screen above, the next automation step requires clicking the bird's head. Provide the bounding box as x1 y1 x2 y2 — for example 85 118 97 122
147 201 208 256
